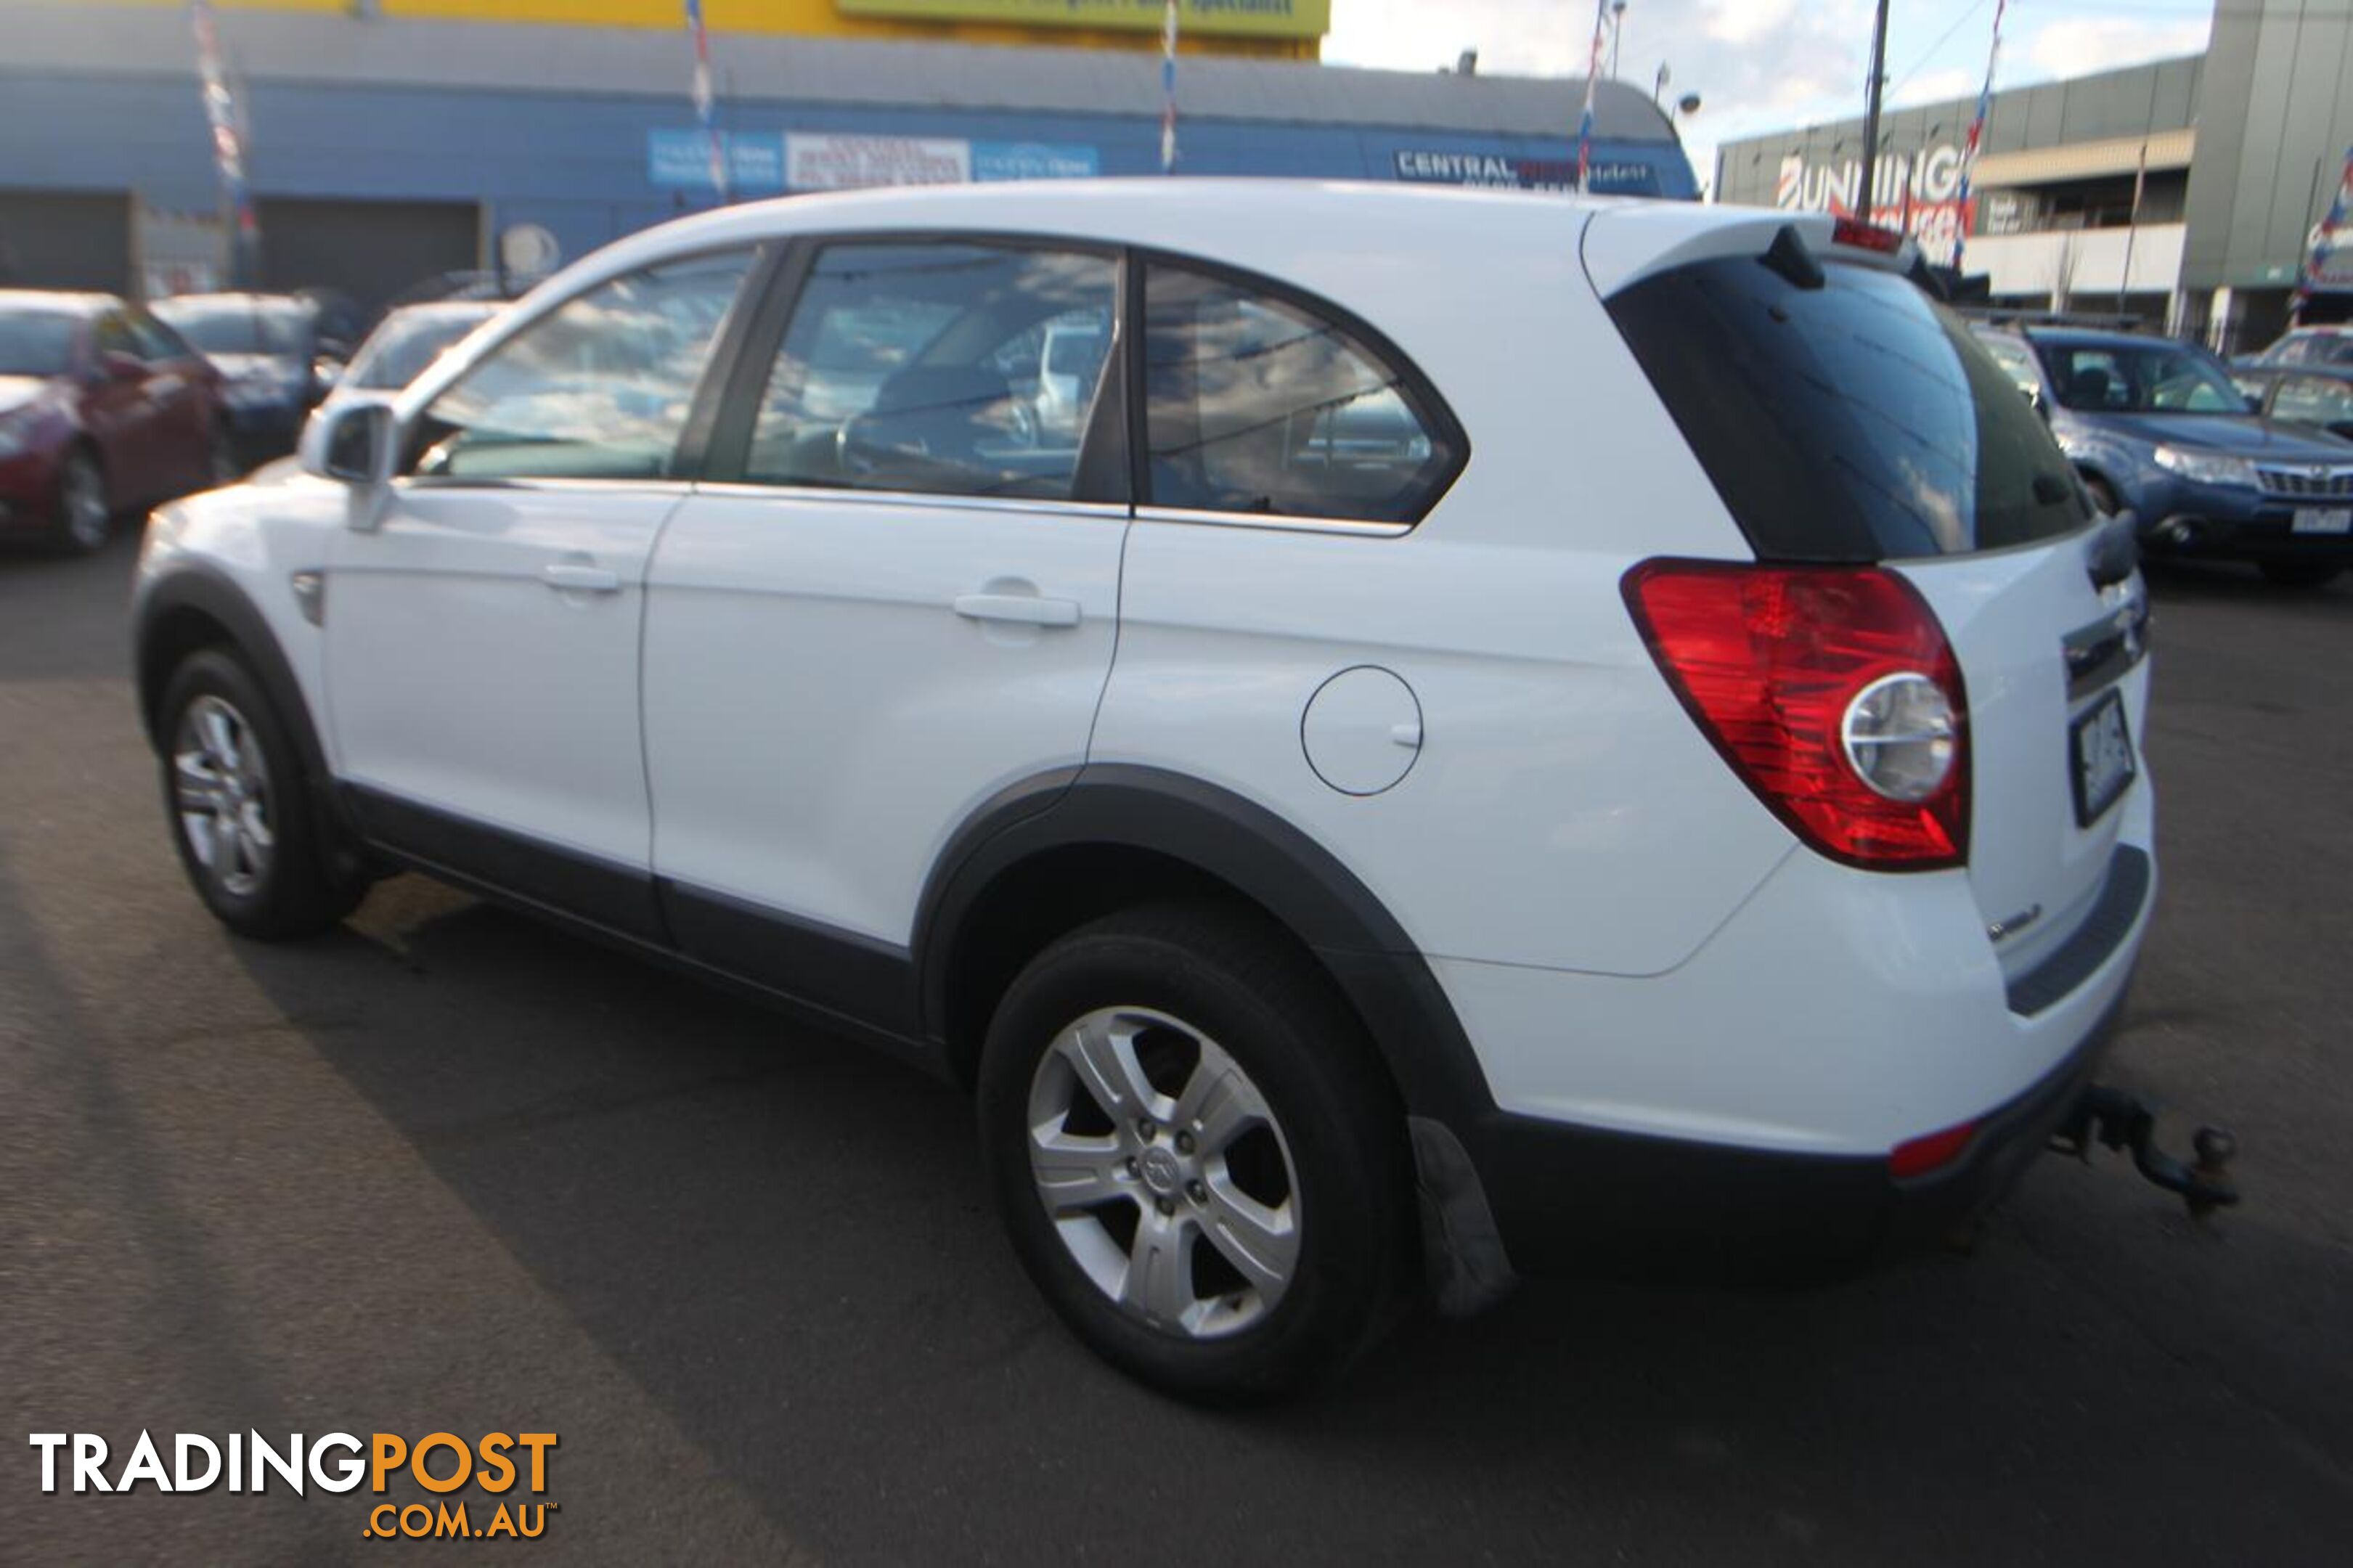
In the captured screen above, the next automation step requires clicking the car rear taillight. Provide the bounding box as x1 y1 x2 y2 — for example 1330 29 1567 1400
1623 560 1970 870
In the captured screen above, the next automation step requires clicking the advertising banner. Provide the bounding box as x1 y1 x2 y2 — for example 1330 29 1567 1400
651 131 1100 194
1774 145 1973 259
648 128 786 192
1393 149 1664 197
785 133 972 189
972 142 1102 181
835 0 1329 39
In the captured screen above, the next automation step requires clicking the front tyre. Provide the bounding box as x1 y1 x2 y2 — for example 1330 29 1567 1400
53 448 110 555
159 649 364 939
977 902 1409 1402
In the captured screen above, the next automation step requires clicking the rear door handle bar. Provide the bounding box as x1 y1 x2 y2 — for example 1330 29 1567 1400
953 593 1082 629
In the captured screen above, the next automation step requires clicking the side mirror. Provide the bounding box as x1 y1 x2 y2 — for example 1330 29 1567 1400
301 397 396 528
2246 393 2266 415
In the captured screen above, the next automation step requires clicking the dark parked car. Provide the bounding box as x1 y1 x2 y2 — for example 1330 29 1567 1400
1976 324 2353 587
150 291 363 463
2230 362 2353 441
327 299 502 404
0 289 233 554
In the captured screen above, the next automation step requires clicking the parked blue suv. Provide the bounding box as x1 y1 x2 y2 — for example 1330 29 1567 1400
1974 325 2353 587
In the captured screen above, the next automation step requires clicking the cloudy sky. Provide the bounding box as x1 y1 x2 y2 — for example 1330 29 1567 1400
1322 0 2217 190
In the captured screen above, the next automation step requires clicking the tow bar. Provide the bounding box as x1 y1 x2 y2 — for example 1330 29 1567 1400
2051 1084 2241 1218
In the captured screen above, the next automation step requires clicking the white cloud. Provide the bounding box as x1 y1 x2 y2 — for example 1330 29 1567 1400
1891 67 1979 113
1317 1 2214 199
2022 17 2211 81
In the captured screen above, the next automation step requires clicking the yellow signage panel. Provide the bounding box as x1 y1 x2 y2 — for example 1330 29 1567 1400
836 0 1329 40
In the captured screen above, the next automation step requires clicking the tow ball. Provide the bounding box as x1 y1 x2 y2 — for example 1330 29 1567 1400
2050 1084 2241 1218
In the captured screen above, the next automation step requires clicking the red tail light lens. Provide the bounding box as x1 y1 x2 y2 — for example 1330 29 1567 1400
1623 560 1970 870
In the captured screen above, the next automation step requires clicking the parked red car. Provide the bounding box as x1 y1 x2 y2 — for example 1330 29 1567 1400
0 290 235 554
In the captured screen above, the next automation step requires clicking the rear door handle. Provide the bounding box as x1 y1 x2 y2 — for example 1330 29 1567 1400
953 592 1082 629
542 563 622 594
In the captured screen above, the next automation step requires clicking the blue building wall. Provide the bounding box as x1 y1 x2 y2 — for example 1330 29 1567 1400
0 68 1697 281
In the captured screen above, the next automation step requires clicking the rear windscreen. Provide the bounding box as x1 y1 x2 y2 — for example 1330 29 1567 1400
1606 252 2089 560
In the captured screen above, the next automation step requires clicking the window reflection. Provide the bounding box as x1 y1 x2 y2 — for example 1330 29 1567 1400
1142 266 1451 524
412 252 751 482
746 243 1118 501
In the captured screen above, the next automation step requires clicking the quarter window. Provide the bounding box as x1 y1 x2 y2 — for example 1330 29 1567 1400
409 250 753 482
744 242 1119 501
1141 263 1457 524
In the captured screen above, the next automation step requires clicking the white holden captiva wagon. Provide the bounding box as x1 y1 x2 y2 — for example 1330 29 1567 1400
135 181 2156 1400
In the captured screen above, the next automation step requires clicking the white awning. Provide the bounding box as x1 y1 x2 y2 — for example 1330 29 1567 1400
1975 128 2195 189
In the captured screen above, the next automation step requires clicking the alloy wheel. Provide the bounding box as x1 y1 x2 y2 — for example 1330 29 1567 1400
172 695 274 897
1026 1006 1302 1339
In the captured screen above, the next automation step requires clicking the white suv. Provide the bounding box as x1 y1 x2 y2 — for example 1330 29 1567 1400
134 182 2156 1400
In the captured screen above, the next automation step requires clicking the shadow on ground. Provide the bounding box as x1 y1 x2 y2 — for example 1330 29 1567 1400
224 871 2353 1565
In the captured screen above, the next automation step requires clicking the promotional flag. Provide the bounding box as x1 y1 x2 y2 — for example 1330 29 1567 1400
1952 0 2007 271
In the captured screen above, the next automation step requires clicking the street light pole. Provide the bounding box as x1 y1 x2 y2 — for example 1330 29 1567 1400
1857 0 1891 223
1610 2 1627 81
1654 61 1671 108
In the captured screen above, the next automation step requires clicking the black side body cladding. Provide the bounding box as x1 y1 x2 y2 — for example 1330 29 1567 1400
133 562 358 875
914 764 1497 1132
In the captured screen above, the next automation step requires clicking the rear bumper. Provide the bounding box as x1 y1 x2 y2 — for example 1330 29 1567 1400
1420 813 2156 1284
1457 983 2123 1280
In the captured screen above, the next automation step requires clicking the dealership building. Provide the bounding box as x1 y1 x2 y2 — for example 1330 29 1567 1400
1713 0 2353 352
0 0 1697 310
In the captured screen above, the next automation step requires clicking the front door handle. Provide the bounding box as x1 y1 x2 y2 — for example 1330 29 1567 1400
953 592 1082 629
542 562 622 594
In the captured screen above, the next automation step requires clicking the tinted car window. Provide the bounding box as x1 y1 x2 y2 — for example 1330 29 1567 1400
1607 256 2087 560
1141 263 1456 523
1977 335 2042 398
410 251 751 482
2039 340 2242 413
745 242 1117 501
92 313 138 361
2272 373 2353 427
126 313 189 363
0 309 79 375
153 297 312 357
346 309 492 391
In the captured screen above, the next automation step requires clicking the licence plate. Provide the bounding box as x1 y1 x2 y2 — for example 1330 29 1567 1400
2071 690 2136 828
2292 507 2352 534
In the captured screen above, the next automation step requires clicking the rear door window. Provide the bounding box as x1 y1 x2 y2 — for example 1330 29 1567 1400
1606 253 2089 560
743 241 1119 502
1140 262 1461 525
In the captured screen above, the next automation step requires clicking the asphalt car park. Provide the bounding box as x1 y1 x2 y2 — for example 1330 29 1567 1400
2 531 2349 1563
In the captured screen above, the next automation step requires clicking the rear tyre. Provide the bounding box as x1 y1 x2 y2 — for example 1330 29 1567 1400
159 649 364 939
2258 561 2342 589
52 448 110 555
977 901 1410 1403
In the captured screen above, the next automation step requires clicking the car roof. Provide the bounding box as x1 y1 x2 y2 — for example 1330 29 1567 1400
2240 359 2353 379
2017 327 2185 351
0 287 121 317
380 299 502 324
154 291 311 307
